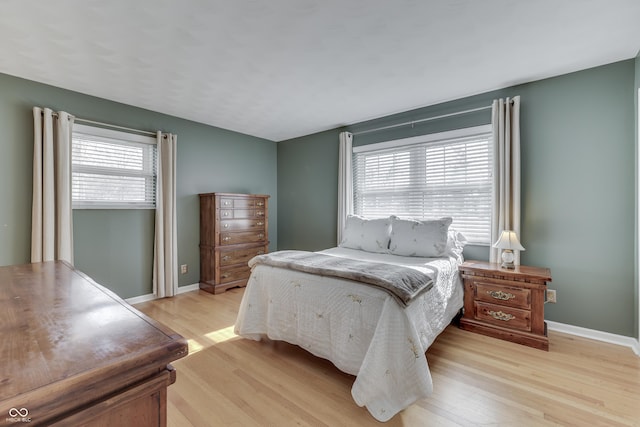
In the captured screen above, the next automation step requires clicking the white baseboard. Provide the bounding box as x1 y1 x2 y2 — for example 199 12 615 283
547 320 640 356
177 283 200 294
125 283 200 305
125 293 156 305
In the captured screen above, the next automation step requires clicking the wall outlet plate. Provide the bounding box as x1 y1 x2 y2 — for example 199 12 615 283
180 264 188 274
546 289 557 303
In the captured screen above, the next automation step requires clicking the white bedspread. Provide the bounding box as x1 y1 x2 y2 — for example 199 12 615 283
234 247 464 421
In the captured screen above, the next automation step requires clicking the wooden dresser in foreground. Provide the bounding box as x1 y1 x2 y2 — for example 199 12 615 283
459 260 552 351
0 261 188 426
199 192 270 294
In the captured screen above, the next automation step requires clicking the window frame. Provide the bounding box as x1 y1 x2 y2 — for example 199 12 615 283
71 124 157 210
352 124 493 245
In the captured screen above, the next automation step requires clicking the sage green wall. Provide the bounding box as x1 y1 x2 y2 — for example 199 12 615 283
635 51 640 339
278 60 636 337
0 72 277 299
74 210 154 299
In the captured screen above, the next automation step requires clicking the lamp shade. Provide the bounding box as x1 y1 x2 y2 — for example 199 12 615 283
492 230 525 251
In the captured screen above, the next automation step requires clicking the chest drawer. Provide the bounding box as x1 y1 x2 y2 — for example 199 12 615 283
220 230 266 246
473 281 531 309
219 219 266 231
219 265 251 284
219 197 266 209
219 246 267 266
219 208 267 219
474 301 531 332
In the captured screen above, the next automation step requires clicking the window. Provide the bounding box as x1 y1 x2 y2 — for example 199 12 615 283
353 125 493 244
72 124 157 209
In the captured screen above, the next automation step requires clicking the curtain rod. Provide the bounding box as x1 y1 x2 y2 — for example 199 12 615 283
75 117 157 137
46 111 156 137
352 105 492 136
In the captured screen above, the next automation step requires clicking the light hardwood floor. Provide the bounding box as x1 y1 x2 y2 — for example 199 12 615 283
135 289 640 426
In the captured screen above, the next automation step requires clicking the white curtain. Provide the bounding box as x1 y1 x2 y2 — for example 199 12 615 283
490 96 522 264
337 131 353 244
153 132 178 297
31 107 74 264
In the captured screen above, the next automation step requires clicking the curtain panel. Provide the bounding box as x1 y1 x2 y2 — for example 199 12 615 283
490 96 522 264
31 107 74 264
153 132 178 298
337 131 354 244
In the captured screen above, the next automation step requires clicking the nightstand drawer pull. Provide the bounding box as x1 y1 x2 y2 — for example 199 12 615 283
487 290 516 301
487 310 516 321
222 255 231 261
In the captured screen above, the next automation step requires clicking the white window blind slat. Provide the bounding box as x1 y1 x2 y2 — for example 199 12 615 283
353 126 493 244
72 126 157 209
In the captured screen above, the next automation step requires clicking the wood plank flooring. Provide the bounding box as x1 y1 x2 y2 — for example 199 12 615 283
135 289 640 426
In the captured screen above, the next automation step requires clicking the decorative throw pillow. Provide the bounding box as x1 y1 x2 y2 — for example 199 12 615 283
339 215 391 253
389 216 453 257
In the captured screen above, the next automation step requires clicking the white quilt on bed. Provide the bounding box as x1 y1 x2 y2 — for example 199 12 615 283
234 247 464 422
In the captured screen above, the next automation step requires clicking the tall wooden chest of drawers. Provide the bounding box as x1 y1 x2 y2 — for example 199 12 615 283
199 192 269 294
459 260 552 351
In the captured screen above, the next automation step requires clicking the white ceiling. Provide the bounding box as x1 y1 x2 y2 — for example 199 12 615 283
0 1 638 142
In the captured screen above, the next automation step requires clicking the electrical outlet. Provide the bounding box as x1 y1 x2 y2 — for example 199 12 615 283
180 264 188 274
546 289 557 303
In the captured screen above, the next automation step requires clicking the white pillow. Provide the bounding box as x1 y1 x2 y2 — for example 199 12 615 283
339 215 391 253
389 216 453 257
445 229 468 260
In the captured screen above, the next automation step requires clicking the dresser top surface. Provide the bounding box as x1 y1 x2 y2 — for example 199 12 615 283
460 260 552 282
0 261 187 404
198 192 270 198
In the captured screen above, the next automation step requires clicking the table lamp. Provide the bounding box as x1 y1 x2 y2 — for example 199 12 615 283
493 230 525 269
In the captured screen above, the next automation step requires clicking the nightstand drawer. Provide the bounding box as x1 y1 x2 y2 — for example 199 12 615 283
474 281 531 309
474 301 531 331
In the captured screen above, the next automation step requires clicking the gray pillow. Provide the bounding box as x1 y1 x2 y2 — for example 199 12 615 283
389 216 453 257
339 215 391 253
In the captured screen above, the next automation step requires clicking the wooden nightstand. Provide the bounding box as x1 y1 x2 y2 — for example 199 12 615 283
459 260 552 351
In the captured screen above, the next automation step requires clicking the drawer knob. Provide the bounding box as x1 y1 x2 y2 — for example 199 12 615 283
258 233 264 238
223 212 230 217
257 202 264 206
256 250 265 255
222 255 231 261
257 221 264 226
487 290 515 301
223 236 231 241
221 273 230 279
224 201 231 206
257 211 264 216
223 223 229 228
487 310 515 321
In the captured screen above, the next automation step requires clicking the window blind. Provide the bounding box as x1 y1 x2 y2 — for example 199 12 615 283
72 125 157 209
353 126 493 244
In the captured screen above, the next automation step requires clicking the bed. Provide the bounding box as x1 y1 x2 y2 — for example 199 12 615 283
234 215 466 421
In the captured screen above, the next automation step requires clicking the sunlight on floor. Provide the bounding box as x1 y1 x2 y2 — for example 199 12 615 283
204 325 238 343
186 338 205 355
185 326 239 357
